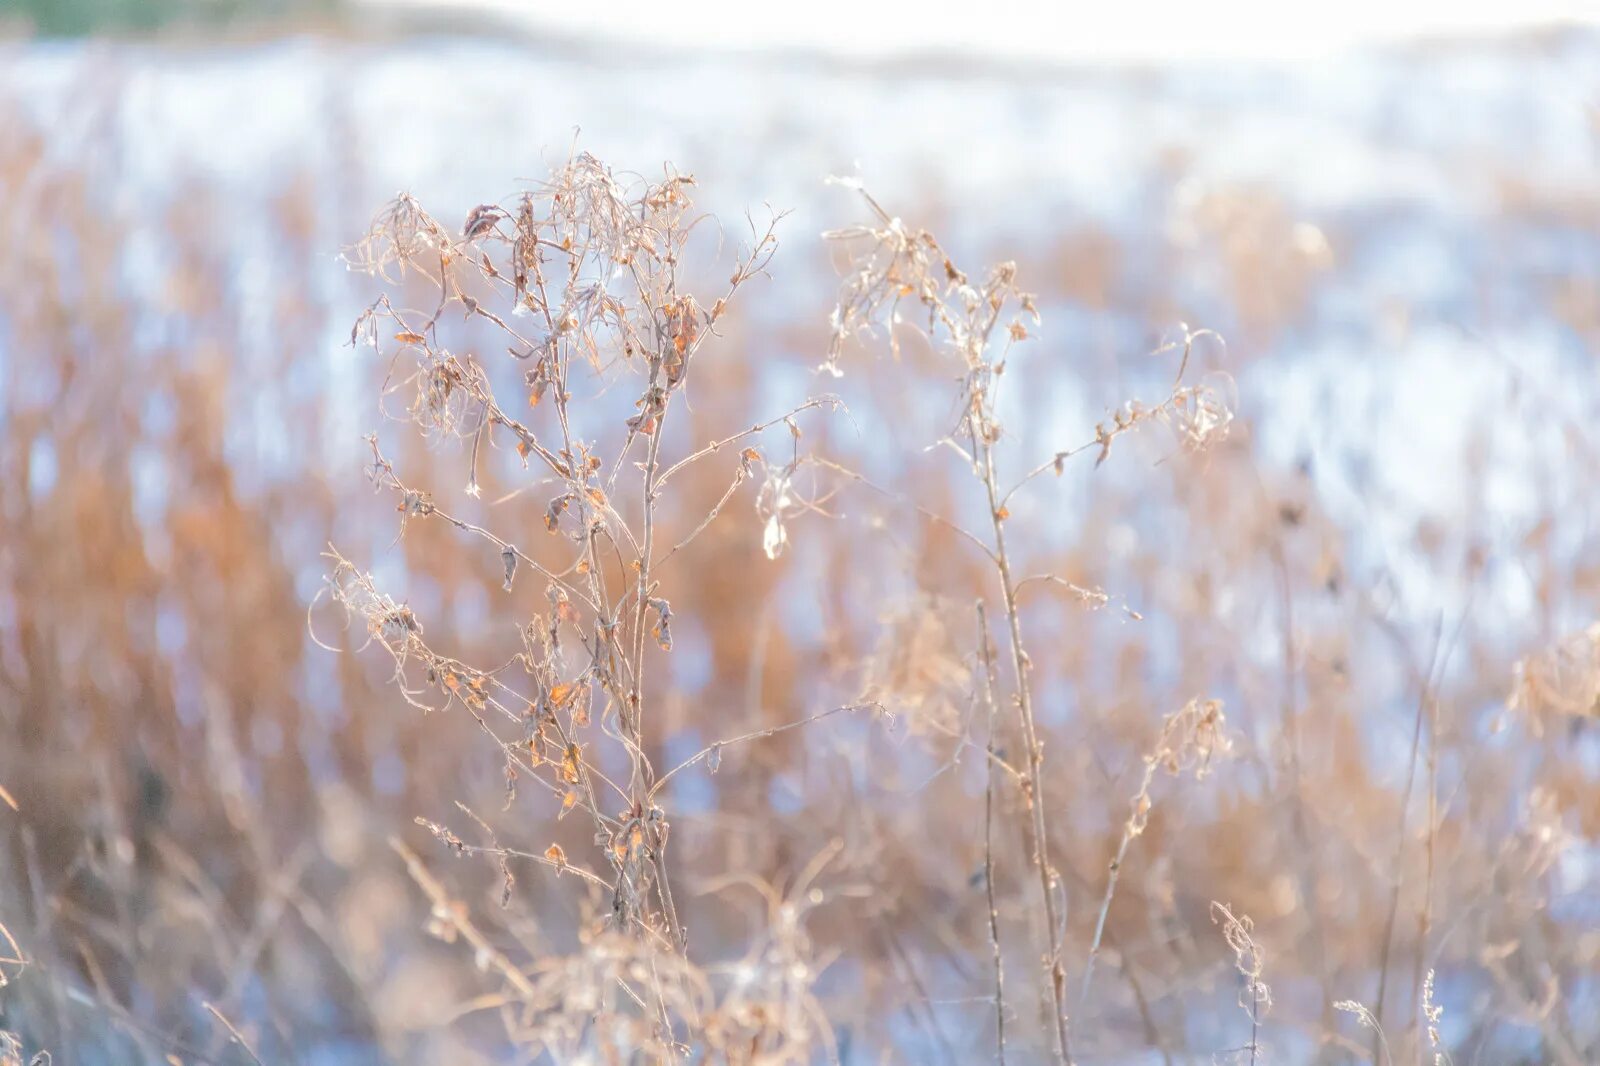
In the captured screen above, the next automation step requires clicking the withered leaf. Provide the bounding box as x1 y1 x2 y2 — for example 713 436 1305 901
463 203 504 240
545 493 572 533
648 597 673 652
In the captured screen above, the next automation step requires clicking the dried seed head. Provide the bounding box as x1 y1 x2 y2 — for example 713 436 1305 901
1508 622 1600 737
1149 698 1231 779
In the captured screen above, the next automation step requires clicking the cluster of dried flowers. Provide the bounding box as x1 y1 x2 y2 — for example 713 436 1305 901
322 153 848 1060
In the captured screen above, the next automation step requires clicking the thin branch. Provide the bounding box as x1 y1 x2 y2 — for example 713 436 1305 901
976 602 1008 1066
655 397 841 489
655 465 749 568
391 839 539 1001
1081 759 1156 1008
202 1002 265 1066
649 703 869 801
813 457 999 566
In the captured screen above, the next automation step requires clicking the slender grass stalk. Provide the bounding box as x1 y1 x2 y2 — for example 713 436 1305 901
977 602 1008 1066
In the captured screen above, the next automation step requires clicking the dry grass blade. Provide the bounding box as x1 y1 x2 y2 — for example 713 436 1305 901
201 1003 264 1066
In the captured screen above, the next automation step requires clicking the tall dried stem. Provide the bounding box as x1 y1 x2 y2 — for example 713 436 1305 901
823 182 1075 1064
977 602 1008 1066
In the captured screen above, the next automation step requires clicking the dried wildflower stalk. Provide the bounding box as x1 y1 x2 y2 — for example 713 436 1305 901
1212 902 1271 1065
823 179 1232 1064
0 900 44 1066
822 179 1075 1064
1332 998 1391 1066
1082 698 1231 1005
321 152 844 1058
396 832 844 1063
697 840 846 1063
1420 969 1444 1066
1 790 38 1065
1004 325 1233 494
977 603 1008 1065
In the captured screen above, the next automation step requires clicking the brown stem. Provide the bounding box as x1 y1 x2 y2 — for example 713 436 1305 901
979 437 1072 1065
977 602 1009 1066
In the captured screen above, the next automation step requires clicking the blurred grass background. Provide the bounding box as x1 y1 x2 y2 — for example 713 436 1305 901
1 3 1599 1063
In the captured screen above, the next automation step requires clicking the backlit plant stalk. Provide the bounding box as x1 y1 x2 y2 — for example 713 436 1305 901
321 153 840 1058
823 182 1234 1063
823 183 1075 1064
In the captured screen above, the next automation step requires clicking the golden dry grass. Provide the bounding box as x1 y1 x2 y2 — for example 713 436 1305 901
2 40 1599 1065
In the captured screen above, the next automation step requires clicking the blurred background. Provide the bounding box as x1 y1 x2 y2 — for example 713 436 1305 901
3 1 1600 1063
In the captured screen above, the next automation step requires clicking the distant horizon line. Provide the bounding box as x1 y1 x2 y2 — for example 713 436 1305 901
357 0 1600 66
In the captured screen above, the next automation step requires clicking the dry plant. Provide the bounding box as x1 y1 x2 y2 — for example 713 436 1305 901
1211 902 1271 1065
1330 967 1454 1066
1081 697 1232 1006
1420 969 1448 1066
318 150 852 1060
819 179 1233 1064
1333 996 1391 1065
5 54 1600 1066
0 795 45 1066
1 917 39 1066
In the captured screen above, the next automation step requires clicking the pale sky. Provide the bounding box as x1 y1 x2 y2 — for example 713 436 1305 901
369 0 1600 62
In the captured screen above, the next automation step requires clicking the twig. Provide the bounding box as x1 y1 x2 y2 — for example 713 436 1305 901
648 703 868 801
654 397 840 489
980 427 1072 1065
202 1002 265 1066
655 464 749 567
1211 902 1270 1066
812 457 999 566
391 839 539 1000
1081 762 1155 1008
976 603 1008 1066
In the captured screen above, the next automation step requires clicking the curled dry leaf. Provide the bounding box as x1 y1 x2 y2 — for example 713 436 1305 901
501 546 518 591
545 492 573 533
649 598 674 652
